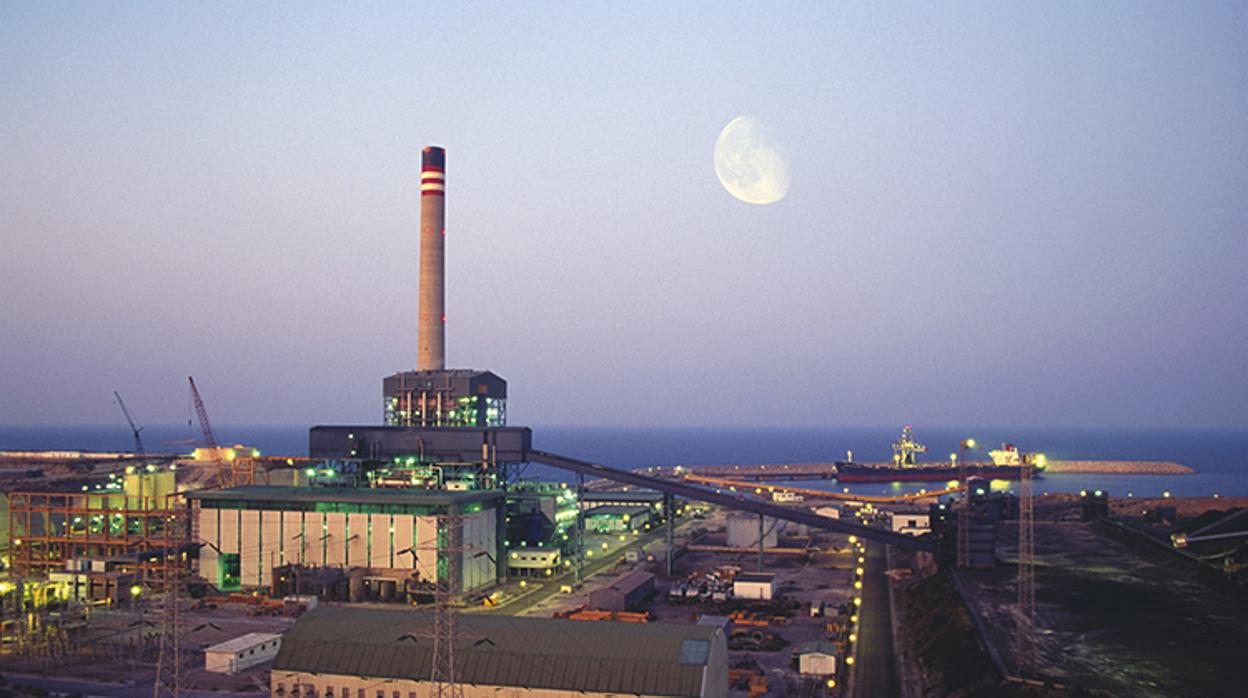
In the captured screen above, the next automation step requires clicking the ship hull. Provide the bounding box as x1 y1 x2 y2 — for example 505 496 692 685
834 462 1037 483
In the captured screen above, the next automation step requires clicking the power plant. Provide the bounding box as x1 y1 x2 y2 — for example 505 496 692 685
1 145 1240 698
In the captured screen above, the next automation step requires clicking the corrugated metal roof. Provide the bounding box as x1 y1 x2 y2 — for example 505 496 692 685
274 606 717 697
605 569 656 595
798 641 840 656
205 632 280 654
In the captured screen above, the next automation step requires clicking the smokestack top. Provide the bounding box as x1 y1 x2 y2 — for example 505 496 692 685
422 145 446 170
421 147 446 198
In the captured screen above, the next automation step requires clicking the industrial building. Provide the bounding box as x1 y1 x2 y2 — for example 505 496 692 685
271 606 728 698
506 546 560 577
733 572 776 600
890 509 931 536
585 504 650 533
796 641 839 676
580 489 666 511
7 469 188 587
205 632 282 675
588 569 656 611
726 513 780 549
186 486 502 592
383 370 507 428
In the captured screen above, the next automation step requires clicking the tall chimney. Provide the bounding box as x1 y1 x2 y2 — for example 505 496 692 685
417 146 446 371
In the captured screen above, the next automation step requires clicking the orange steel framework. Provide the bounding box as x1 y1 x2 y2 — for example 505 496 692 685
7 491 191 587
680 474 961 503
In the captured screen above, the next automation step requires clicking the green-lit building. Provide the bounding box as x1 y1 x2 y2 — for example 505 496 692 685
186 486 503 594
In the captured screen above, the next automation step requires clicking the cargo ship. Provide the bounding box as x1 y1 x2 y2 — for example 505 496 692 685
834 426 1043 483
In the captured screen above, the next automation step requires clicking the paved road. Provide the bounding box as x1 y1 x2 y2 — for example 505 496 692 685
484 520 695 616
852 541 899 698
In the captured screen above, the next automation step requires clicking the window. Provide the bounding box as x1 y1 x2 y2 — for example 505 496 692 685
358 689 365 698
325 687 333 698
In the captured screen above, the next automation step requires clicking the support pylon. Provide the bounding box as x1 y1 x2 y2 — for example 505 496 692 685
956 457 971 568
430 511 465 698
401 512 472 698
1016 454 1036 674
153 506 188 698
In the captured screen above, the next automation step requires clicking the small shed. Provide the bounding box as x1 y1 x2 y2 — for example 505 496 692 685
797 641 839 675
589 570 655 611
733 572 776 600
204 632 282 674
890 510 931 536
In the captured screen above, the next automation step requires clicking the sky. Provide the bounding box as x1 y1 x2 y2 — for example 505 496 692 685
1 2 1246 429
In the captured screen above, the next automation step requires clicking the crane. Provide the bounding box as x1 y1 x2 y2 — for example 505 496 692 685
188 376 227 489
114 391 146 463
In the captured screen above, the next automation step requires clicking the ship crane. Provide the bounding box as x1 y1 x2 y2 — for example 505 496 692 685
891 425 927 466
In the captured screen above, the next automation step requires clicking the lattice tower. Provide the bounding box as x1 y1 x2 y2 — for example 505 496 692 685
956 457 971 568
1016 454 1037 673
153 507 188 698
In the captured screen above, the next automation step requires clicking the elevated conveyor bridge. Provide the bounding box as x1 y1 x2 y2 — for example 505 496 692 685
528 450 935 552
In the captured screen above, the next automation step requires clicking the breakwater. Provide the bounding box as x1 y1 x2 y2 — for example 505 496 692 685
1043 460 1192 475
662 459 1194 480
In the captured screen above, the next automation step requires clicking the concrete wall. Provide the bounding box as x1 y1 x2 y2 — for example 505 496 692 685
273 667 727 698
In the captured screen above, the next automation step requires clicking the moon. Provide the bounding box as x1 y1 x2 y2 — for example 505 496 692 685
713 115 790 205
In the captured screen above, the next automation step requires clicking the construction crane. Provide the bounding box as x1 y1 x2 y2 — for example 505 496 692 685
188 376 227 489
114 391 146 463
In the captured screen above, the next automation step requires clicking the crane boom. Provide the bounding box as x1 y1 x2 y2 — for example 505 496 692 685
188 376 218 451
114 390 146 461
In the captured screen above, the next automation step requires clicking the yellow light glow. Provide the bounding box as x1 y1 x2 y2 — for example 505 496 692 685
130 585 142 597
854 581 862 590
966 438 976 448
855 567 864 576
826 679 837 689
0 582 12 594
846 656 855 666
853 597 861 606
848 535 857 544
849 633 857 643
850 614 857 623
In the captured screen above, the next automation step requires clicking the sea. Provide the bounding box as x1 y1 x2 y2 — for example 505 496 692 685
2 424 1247 499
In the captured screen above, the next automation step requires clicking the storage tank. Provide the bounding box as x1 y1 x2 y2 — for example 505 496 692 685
726 514 779 548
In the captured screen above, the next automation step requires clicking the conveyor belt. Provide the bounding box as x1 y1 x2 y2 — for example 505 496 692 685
527 449 935 552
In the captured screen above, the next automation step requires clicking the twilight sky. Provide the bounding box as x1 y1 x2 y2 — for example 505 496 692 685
2 2 1246 429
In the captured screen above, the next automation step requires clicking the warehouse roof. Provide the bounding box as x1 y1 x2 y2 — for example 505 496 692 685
584 504 650 517
205 632 281 654
601 569 656 595
273 607 720 697
184 485 502 507
798 641 841 656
